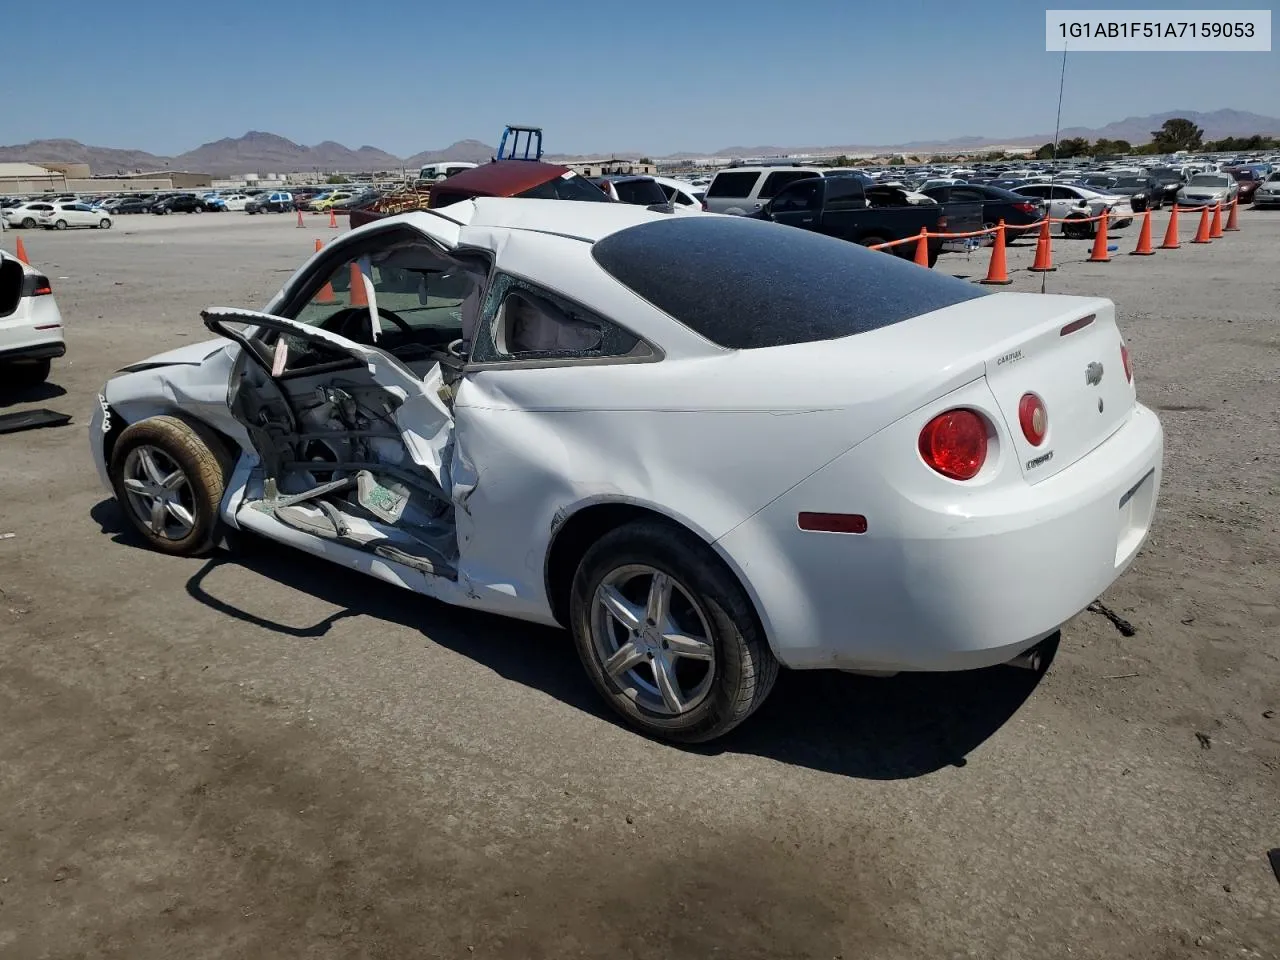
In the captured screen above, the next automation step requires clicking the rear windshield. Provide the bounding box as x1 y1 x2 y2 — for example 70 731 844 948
516 174 612 202
706 171 760 198
612 179 667 206
592 217 988 350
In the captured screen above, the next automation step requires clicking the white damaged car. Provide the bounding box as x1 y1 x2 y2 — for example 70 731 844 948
90 198 1163 742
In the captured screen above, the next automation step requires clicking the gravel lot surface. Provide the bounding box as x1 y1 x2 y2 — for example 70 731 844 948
1 208 1277 959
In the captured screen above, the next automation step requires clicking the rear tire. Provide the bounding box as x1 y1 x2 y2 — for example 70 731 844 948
99 219 111 229
8 358 51 385
20 217 35 229
54 220 67 230
108 416 232 557
569 519 779 743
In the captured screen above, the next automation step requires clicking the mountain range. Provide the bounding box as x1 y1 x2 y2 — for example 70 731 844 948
2 110 1276 176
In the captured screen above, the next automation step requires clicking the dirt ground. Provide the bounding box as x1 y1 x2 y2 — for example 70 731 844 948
1 208 1277 959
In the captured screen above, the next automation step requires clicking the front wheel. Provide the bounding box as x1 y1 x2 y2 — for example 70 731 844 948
99 219 112 229
108 416 231 556
20 217 35 229
569 519 779 743
54 220 68 230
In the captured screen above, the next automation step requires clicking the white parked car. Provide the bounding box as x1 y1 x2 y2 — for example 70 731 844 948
1013 183 1134 232
0 248 64 384
38 202 113 230
221 194 253 211
90 199 1163 742
650 176 706 209
3 201 58 229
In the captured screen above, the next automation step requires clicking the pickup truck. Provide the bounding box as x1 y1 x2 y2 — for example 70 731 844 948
750 173 983 267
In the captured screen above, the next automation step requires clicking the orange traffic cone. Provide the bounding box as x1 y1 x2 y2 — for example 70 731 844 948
349 263 368 307
315 240 335 303
329 208 339 229
13 236 29 264
1160 205 1181 249
979 221 1012 284
1130 210 1155 256
1209 202 1223 239
296 208 305 228
1087 214 1110 262
913 227 930 267
1191 206 1212 243
1028 217 1055 272
1224 199 1240 231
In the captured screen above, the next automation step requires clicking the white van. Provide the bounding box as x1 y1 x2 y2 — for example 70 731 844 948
418 161 478 182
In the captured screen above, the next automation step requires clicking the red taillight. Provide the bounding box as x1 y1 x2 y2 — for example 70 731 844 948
1014 201 1037 214
797 512 868 534
1121 343 1132 382
918 409 987 481
1018 393 1047 446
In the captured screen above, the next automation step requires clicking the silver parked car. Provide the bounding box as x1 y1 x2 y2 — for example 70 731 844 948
1250 171 1280 209
1176 174 1238 207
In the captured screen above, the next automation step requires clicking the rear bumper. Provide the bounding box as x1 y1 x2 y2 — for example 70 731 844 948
0 339 65 362
718 403 1163 673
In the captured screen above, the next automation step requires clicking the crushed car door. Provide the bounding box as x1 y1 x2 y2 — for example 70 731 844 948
202 307 460 578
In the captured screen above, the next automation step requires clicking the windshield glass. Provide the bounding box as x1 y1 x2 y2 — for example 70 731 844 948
1189 175 1228 187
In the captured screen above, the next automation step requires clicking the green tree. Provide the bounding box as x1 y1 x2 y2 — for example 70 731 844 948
1092 138 1132 155
832 154 851 167
1150 118 1204 153
638 157 653 165
326 174 351 184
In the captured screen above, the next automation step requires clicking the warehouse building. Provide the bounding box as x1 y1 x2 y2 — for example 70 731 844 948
0 162 212 195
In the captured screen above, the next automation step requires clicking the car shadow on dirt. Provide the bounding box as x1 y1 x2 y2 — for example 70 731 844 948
93 498 1050 782
0 380 67 406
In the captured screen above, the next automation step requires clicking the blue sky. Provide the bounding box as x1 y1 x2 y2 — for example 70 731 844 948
4 0 1273 155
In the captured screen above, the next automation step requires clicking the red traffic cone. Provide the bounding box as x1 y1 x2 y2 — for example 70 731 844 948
1160 205 1181 249
913 228 930 267
313 237 336 302
1224 199 1240 231
1209 202 1224 239
979 221 1012 284
14 236 30 264
296 208 305 228
1191 206 1212 243
1028 217 1055 272
349 263 368 307
1130 210 1155 256
329 208 339 229
1087 214 1110 263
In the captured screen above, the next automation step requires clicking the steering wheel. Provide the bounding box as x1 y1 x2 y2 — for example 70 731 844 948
327 306 414 341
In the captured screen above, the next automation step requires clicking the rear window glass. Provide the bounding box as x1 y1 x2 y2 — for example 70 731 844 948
612 179 667 205
758 170 819 199
592 217 988 350
706 171 760 198
516 175 612 202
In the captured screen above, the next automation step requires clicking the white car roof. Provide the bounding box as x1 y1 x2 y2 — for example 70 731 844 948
409 197 686 243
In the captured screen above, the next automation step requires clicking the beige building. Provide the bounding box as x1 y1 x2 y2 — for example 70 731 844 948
562 159 657 177
0 162 66 195
0 161 211 196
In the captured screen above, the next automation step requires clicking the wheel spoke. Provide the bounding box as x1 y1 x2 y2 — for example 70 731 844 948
137 448 165 485
664 632 714 662
123 477 150 494
149 499 167 535
165 501 195 529
597 585 642 633
645 571 671 627
651 654 684 713
603 642 646 678
161 468 186 491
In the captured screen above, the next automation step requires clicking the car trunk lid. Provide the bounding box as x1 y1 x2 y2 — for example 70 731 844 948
981 298 1134 483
